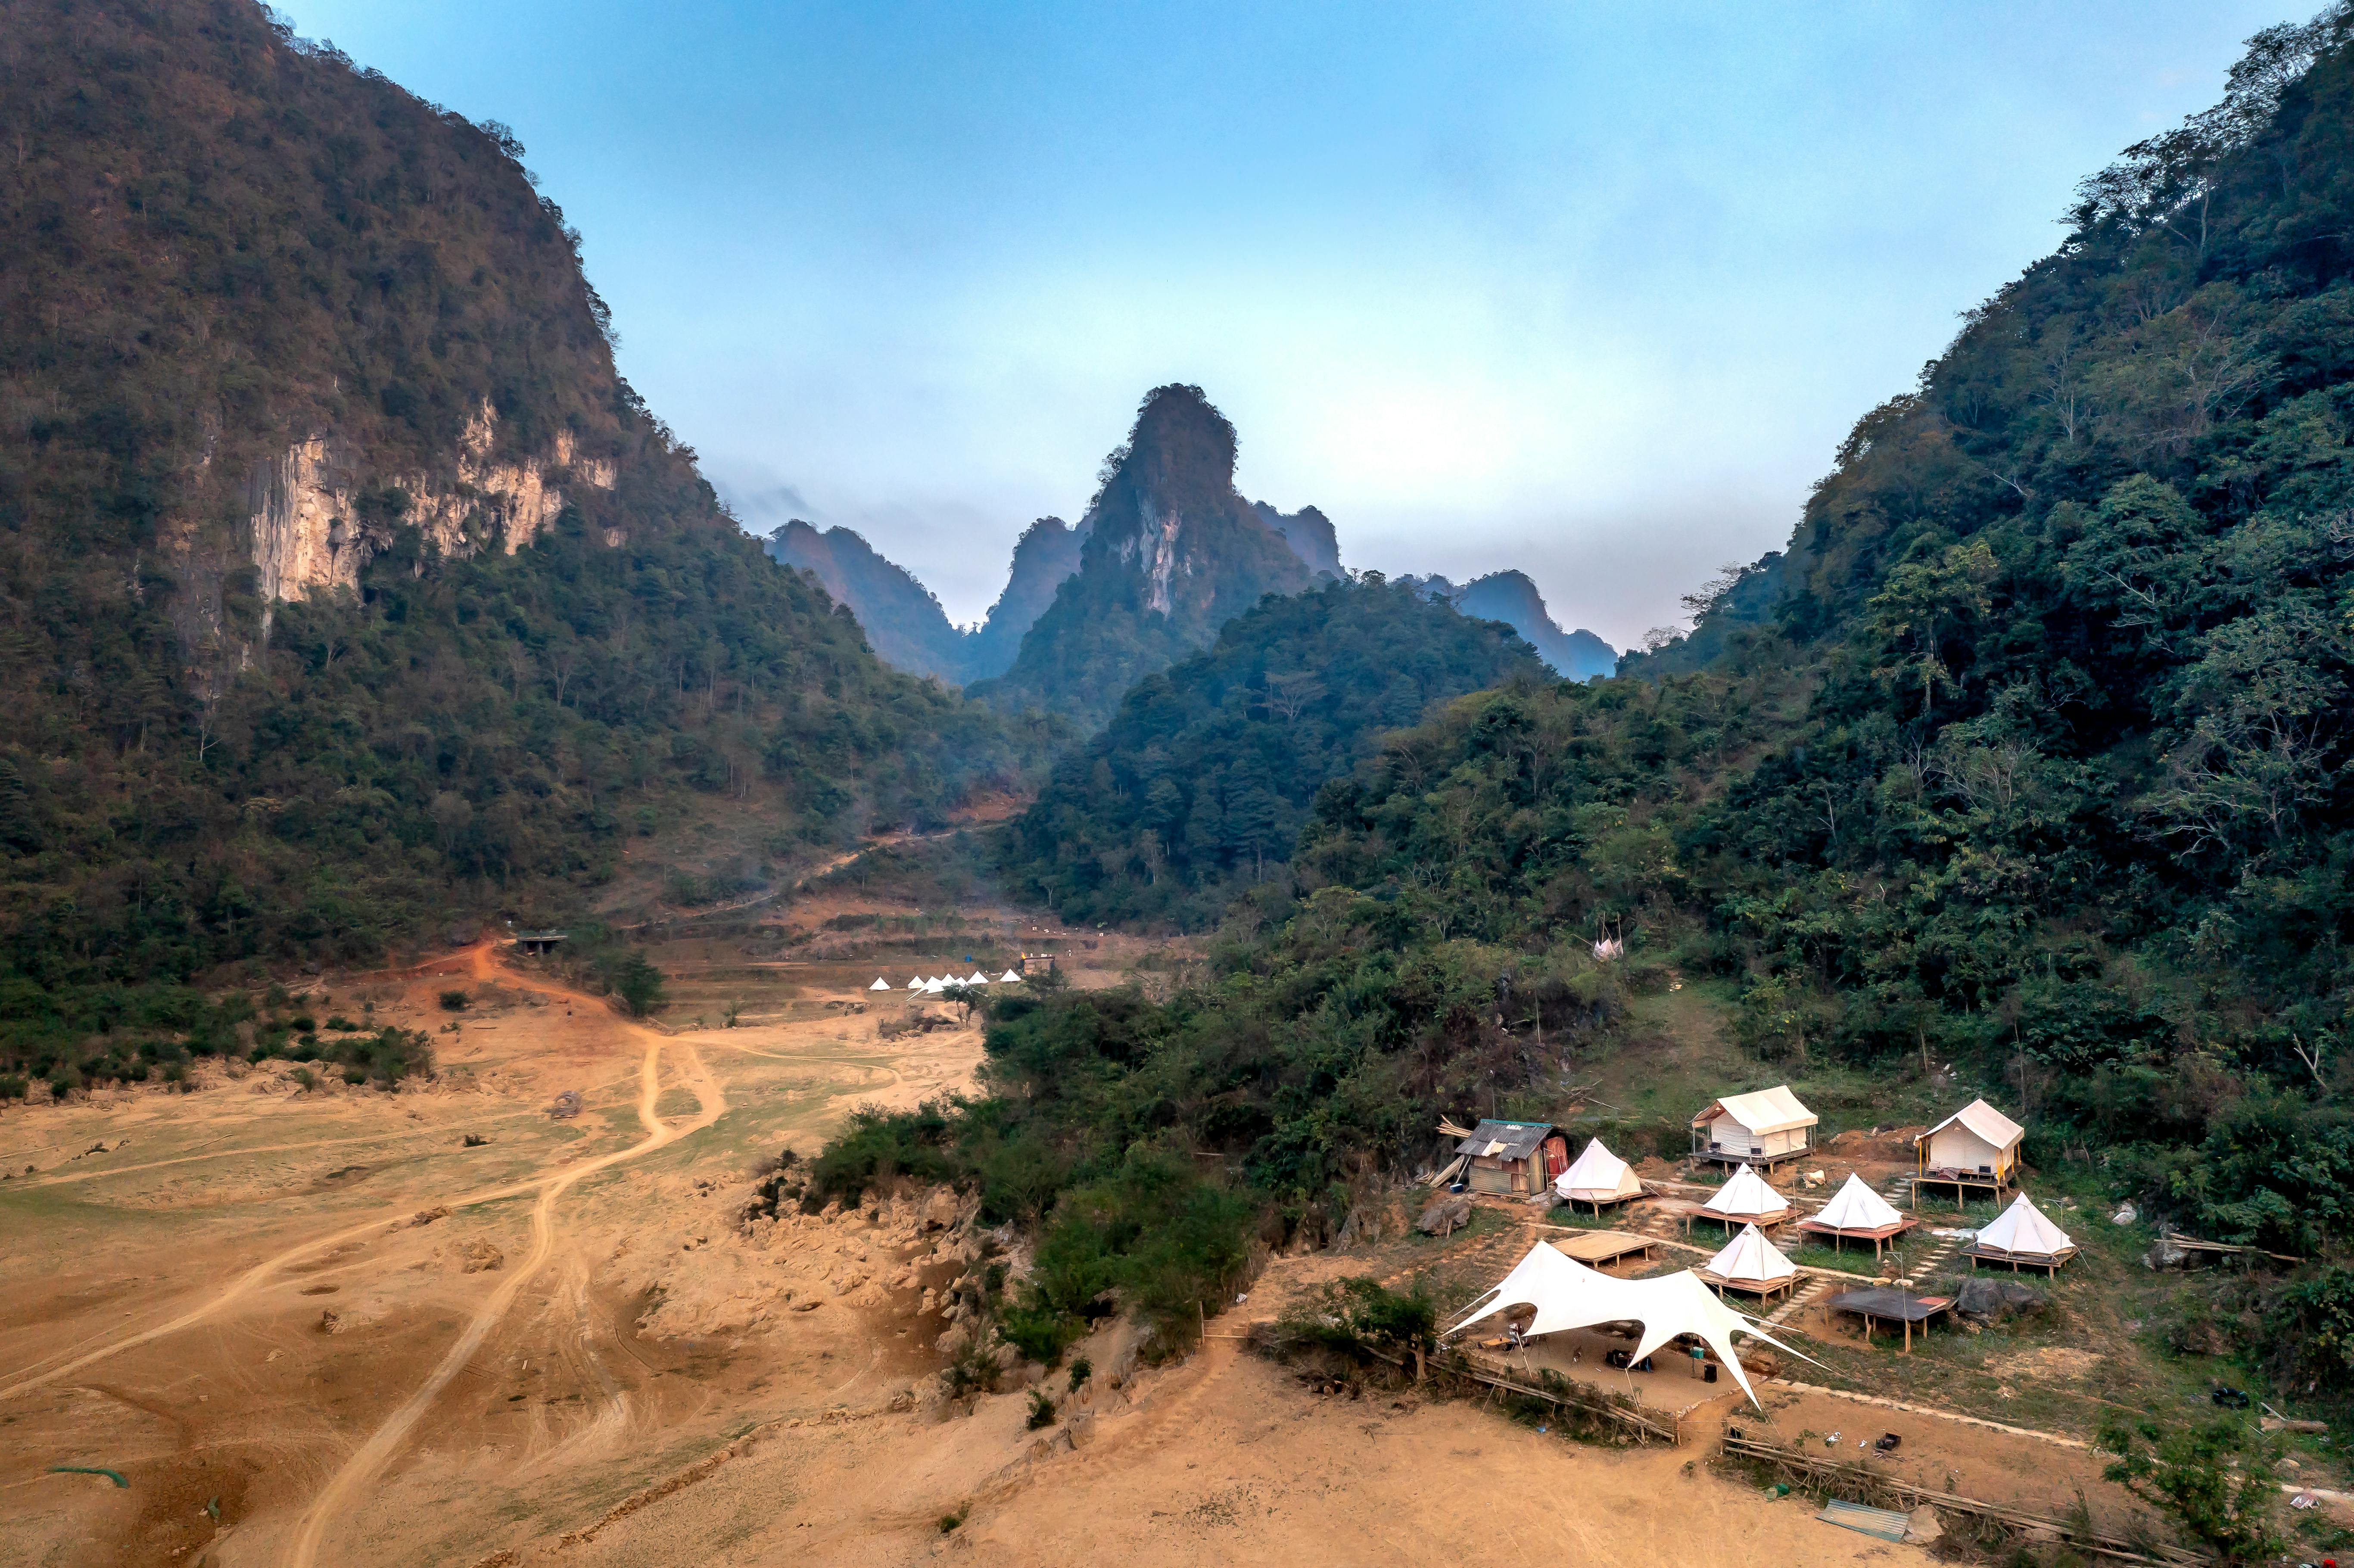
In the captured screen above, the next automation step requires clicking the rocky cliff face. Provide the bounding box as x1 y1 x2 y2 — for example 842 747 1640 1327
246 404 615 617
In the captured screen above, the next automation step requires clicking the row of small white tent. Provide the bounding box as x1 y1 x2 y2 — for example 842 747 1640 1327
1554 1134 2076 1271
867 970 1023 992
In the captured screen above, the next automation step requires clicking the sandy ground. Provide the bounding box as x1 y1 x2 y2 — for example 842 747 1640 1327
0 945 2174 1568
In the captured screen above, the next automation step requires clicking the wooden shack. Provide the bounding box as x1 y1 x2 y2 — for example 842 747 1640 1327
1456 1120 1569 1197
1824 1286 1952 1353
1691 1086 1817 1169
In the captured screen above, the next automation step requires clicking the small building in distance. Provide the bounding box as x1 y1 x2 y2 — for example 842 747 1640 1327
513 929 569 956
1691 1086 1818 1169
1455 1120 1570 1197
1913 1099 2025 1207
1016 952 1059 978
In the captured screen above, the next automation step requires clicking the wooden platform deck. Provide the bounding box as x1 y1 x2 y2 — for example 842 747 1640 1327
1547 1230 1657 1269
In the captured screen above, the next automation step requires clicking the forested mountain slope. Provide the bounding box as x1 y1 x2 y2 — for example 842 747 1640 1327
996 576 1547 929
967 386 1314 729
0 0 1036 1086
814 13 2354 1382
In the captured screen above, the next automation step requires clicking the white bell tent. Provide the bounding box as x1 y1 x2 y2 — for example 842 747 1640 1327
869 977 890 991
1695 1162 1790 1234
1445 1241 1809 1408
999 969 1023 983
1967 1192 2078 1274
1797 1173 1917 1258
1553 1137 1643 1212
1699 1223 1799 1301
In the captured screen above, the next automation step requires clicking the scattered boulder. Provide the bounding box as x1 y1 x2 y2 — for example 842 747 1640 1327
922 1190 960 1231
1902 1506 1943 1546
2111 1201 2137 1225
2142 1235 2189 1271
459 1239 504 1274
1416 1196 1472 1236
1951 1278 2041 1323
411 1206 451 1228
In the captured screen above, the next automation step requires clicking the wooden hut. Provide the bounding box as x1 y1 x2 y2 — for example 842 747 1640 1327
1965 1192 2077 1275
1691 1086 1818 1169
1454 1120 1569 1197
1797 1173 1917 1260
1912 1099 2024 1207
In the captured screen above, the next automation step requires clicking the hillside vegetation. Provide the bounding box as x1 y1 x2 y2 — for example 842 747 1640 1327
998 575 1548 929
819 13 2354 1396
0 0 1037 1089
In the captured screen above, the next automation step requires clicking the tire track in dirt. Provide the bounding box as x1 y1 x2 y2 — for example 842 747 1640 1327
281 958 727 1568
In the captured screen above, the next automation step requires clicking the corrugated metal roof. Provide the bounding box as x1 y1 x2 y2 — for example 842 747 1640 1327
1454 1120 1552 1161
1817 1501 1911 1543
1692 1085 1816 1135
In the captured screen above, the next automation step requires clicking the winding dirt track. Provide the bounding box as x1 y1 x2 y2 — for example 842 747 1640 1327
0 945 729 1568
280 947 727 1568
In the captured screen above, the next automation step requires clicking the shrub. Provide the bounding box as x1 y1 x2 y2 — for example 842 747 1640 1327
438 990 469 1011
2097 1415 2285 1565
1067 1356 1092 1392
0 1073 26 1100
1025 1390 1057 1429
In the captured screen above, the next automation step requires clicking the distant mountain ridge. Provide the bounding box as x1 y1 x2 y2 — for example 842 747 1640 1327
1405 571 1617 680
766 515 1091 686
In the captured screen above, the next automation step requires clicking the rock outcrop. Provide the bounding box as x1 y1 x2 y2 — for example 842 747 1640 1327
245 402 616 614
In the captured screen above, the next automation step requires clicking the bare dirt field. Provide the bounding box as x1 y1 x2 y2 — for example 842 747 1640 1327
0 943 2227 1568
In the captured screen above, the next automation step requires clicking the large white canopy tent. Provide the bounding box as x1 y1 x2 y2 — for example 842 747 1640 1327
1696 1162 1790 1233
1445 1241 1809 1408
1553 1137 1643 1211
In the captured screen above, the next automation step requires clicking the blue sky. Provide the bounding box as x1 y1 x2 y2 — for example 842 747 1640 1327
290 1 2296 647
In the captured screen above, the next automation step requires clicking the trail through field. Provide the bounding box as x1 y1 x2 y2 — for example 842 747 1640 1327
283 962 726 1568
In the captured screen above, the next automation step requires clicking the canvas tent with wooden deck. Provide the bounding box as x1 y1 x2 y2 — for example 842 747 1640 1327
1965 1192 2078 1274
1824 1286 1952 1353
1691 1085 1817 1168
1697 1223 1799 1303
1449 1119 1568 1197
1913 1098 2025 1207
1692 1162 1791 1235
1797 1173 1917 1259
1552 1136 1643 1213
